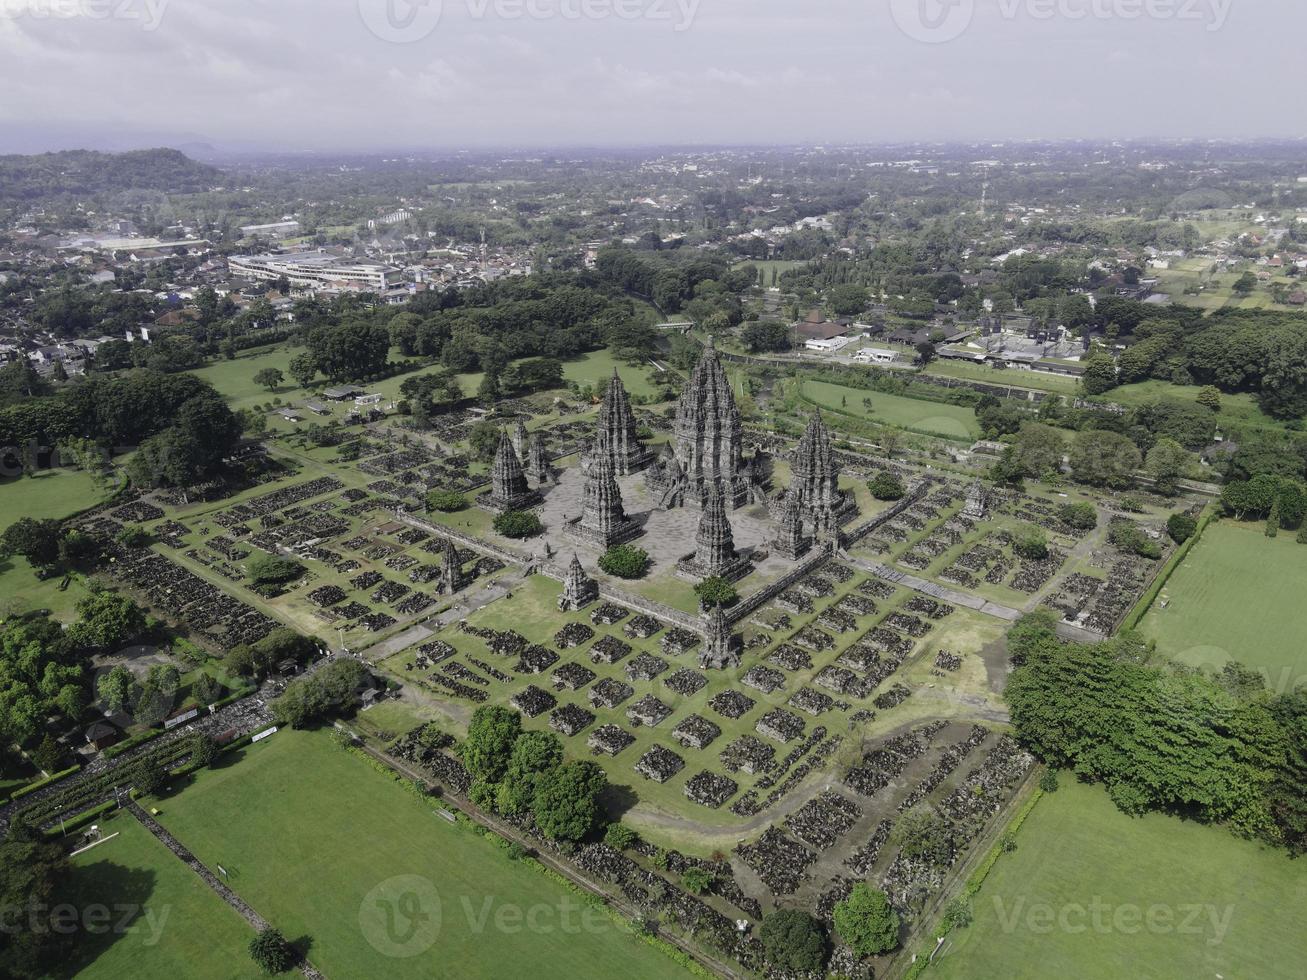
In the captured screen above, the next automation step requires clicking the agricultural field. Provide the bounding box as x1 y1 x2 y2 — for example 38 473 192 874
151 729 689 980
1139 520 1307 685
60 814 264 980
799 380 980 440
932 779 1307 980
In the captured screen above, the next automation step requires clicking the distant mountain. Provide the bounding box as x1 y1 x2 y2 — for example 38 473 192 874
0 148 223 202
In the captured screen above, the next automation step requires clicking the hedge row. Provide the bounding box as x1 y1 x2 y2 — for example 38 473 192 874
1120 504 1216 632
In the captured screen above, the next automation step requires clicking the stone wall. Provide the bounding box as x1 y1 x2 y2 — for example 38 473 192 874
840 481 930 547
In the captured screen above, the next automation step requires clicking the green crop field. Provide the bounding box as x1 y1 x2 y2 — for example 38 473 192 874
800 379 980 440
933 779 1307 980
1139 520 1307 686
60 814 264 980
151 729 688 980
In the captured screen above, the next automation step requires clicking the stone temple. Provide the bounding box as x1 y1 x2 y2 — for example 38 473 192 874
787 409 856 537
482 430 541 513
565 446 641 548
646 338 755 510
596 369 653 475
677 481 751 582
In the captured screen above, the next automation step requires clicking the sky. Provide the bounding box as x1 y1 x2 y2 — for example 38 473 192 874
0 0 1297 153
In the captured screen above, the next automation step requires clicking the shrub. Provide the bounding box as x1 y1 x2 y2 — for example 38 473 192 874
599 544 650 580
867 472 905 501
115 524 151 548
681 868 714 895
694 576 738 609
246 553 305 586
493 510 543 539
1038 769 1060 793
604 822 638 850
426 490 468 513
943 898 974 930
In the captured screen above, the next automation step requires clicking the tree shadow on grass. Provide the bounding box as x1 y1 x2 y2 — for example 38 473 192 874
54 862 159 977
600 781 639 821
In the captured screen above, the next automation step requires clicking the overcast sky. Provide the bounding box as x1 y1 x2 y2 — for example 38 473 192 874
0 0 1297 153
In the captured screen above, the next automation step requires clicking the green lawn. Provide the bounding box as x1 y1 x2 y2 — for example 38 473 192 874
152 729 688 980
925 359 1080 394
933 779 1307 980
188 346 299 412
60 814 264 980
0 467 113 521
1099 380 1283 433
1140 520 1307 686
800 379 980 440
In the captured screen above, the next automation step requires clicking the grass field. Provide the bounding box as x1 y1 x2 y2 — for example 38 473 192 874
925 359 1080 394
800 379 980 440
1139 520 1307 687
933 779 1307 980
1100 380 1284 433
188 346 299 412
152 729 688 979
60 814 264 980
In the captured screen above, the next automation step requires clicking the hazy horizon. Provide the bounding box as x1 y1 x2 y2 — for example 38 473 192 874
0 0 1299 154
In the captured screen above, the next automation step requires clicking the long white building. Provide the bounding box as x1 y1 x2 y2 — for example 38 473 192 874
228 252 400 291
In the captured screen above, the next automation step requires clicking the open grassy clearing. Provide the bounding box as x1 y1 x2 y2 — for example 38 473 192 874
1098 379 1284 433
932 779 1307 980
0 467 115 521
799 379 980 440
924 359 1080 394
1139 520 1307 686
151 728 688 980
60 813 264 980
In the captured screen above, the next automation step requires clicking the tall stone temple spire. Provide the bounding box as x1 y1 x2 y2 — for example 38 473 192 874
558 553 599 611
699 603 742 670
788 409 854 534
566 447 640 548
437 536 467 595
597 369 652 475
648 337 751 509
772 487 812 561
484 429 540 512
512 419 529 460
525 433 554 486
678 481 751 581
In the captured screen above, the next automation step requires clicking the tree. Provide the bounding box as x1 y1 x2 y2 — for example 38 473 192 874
467 420 502 460
0 833 69 978
1080 353 1119 395
253 368 284 392
1058 502 1098 530
462 705 522 783
828 284 869 316
1013 528 1049 560
605 822 639 850
681 868 713 895
833 883 900 956
915 341 938 366
694 576 738 609
224 645 255 678
0 518 63 570
493 510 543 539
740 321 790 353
1010 423 1066 479
1232 271 1257 295
248 927 295 974
599 544 650 579
288 352 318 388
97 665 134 713
1069 430 1141 489
186 732 221 767
246 552 305 586
759 908 826 973
533 760 607 842
1145 438 1193 496
426 490 468 513
133 758 168 796
308 320 389 381
867 472 905 501
1167 512 1198 544
67 591 146 650
1197 386 1222 412
497 730 563 816
1267 497 1281 538
115 524 151 548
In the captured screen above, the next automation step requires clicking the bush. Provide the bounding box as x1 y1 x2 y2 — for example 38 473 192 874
604 822 638 850
867 472 905 501
943 898 973 930
694 576 738 609
115 524 151 548
426 490 468 513
1039 769 1060 793
1166 512 1197 544
248 928 295 974
681 868 714 895
599 544 650 580
493 510 543 539
246 553 305 586
1058 502 1098 530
